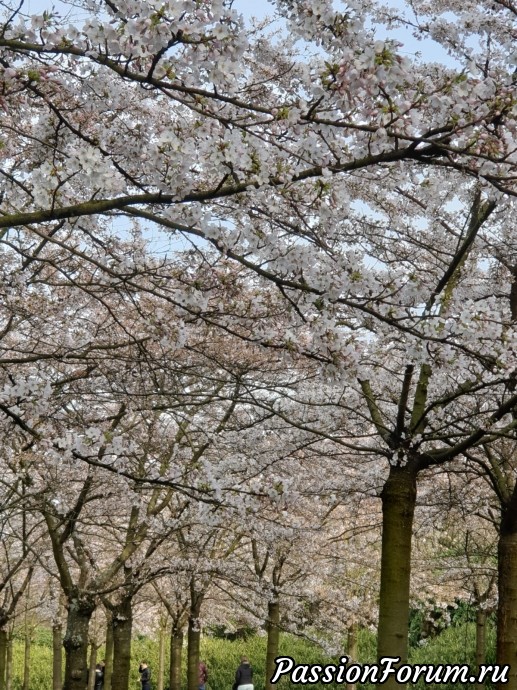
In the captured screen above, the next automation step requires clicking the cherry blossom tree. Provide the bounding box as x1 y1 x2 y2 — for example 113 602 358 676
2 4 517 690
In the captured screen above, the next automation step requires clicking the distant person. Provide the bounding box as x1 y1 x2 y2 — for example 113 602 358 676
139 661 151 690
199 660 208 690
233 656 253 690
93 663 104 690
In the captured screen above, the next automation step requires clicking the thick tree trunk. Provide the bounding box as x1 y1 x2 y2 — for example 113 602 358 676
265 599 280 690
111 598 133 690
22 627 31 690
63 596 95 690
475 608 487 690
104 614 114 690
187 601 202 690
53 622 63 690
377 464 417 689
158 619 166 690
497 518 517 690
169 627 183 690
346 623 358 690
5 634 12 690
88 643 98 690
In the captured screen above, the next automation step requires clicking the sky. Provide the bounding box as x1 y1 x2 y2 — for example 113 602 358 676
21 0 452 65
24 0 274 21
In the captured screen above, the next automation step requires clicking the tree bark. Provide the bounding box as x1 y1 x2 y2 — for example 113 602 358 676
63 596 95 690
475 608 487 690
53 622 63 690
265 599 280 690
187 600 202 690
104 614 114 690
170 627 183 690
0 629 7 690
497 515 517 690
5 634 12 690
377 464 417 689
88 643 98 690
346 623 359 690
158 619 166 690
22 626 31 690
111 598 133 690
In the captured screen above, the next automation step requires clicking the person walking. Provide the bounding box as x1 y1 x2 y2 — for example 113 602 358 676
139 661 151 690
199 660 208 690
93 663 104 690
233 656 253 690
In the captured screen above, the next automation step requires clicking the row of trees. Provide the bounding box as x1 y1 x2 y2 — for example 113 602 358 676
1 0 517 689
0 398 499 690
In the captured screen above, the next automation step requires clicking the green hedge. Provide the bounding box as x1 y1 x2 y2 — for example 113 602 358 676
8 622 496 690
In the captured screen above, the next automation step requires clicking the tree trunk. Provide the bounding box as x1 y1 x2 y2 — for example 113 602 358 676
111 598 133 690
88 643 98 690
158 619 166 690
497 515 517 690
63 596 95 690
104 614 114 690
377 464 417 689
0 629 7 690
346 623 359 690
187 601 202 690
5 634 12 690
265 599 280 690
53 622 63 690
22 626 31 690
169 627 183 690
476 608 487 690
